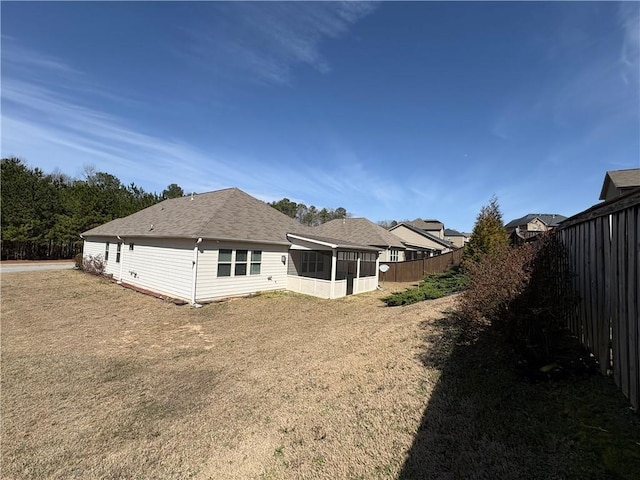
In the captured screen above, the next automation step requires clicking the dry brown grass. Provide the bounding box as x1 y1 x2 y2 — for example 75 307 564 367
1 271 453 479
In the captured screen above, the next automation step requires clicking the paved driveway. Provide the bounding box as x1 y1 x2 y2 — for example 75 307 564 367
1 262 75 274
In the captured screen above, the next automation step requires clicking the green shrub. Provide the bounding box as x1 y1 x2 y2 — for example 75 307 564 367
383 268 468 306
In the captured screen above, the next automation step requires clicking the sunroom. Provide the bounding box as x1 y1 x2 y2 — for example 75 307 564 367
285 233 381 299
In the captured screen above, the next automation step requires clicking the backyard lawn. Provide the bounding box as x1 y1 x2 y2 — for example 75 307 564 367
2 270 639 479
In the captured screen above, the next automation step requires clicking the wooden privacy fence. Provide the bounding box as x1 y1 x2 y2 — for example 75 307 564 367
379 248 463 283
557 189 639 410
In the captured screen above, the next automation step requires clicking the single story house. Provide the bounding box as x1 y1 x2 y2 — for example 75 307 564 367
81 188 380 304
388 222 456 258
312 217 407 262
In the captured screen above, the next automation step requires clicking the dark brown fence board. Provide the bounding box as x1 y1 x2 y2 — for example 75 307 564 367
379 249 463 283
602 214 613 374
558 193 639 411
612 213 622 389
628 206 638 410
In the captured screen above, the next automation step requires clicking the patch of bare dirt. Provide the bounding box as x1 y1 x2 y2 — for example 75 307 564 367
1 271 454 479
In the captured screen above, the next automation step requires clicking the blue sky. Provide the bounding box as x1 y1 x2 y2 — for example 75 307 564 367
2 1 638 232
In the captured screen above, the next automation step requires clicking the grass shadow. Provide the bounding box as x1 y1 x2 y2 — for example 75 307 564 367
398 314 640 480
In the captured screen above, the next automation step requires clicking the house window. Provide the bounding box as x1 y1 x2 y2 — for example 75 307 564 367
129 243 134 251
217 249 232 277
301 252 324 273
390 249 399 262
217 249 262 277
116 243 122 263
235 250 248 276
251 251 262 275
105 242 109 261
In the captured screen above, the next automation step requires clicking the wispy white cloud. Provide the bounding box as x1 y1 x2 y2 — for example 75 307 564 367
183 1 376 86
2 35 410 218
618 2 640 84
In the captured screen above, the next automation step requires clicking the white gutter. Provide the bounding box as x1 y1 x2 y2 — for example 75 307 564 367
191 238 203 307
287 233 338 249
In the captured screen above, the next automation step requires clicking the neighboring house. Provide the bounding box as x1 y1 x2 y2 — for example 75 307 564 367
406 219 445 239
599 168 640 202
81 188 380 303
388 223 456 258
313 217 407 262
444 228 468 248
505 213 567 243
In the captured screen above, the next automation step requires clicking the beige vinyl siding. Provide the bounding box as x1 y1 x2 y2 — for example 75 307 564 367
196 241 288 302
117 238 194 301
391 225 447 251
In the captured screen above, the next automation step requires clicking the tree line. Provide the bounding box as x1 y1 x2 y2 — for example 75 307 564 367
1 158 184 260
1 157 351 260
268 197 349 226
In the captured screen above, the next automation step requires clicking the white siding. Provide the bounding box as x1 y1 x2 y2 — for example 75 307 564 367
196 241 288 302
82 237 120 277
119 238 195 301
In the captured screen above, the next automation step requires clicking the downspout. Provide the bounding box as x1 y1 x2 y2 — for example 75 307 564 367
191 238 203 307
117 235 124 284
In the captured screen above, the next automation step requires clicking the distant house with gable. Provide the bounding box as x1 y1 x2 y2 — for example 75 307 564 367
599 168 640 202
505 213 567 243
444 228 468 248
388 222 455 259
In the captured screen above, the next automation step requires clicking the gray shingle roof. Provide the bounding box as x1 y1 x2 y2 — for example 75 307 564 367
505 214 567 229
313 218 405 249
599 168 640 200
82 188 309 244
444 228 465 237
409 218 444 230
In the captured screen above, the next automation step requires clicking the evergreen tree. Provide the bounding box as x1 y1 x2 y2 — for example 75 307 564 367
463 195 509 265
162 183 184 199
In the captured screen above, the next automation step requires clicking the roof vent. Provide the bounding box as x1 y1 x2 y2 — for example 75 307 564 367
190 192 194 201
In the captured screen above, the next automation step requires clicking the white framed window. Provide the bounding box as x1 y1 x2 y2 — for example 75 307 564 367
116 243 122 263
105 242 109 261
217 248 262 277
217 249 232 277
251 251 262 275
235 250 248 276
389 249 399 262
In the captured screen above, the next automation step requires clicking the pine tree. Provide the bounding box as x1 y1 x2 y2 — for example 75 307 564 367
463 195 509 265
